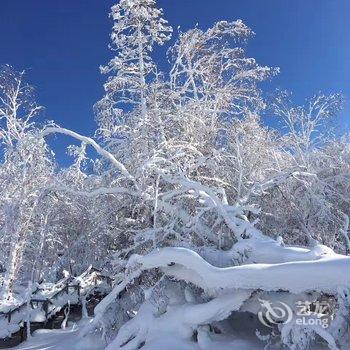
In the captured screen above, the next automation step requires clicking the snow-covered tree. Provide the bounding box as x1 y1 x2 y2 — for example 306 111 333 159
96 0 172 116
169 21 277 115
76 3 350 349
1 2 349 349
0 66 54 299
272 90 343 167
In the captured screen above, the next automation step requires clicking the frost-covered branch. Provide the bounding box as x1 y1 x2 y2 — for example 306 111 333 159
41 127 136 184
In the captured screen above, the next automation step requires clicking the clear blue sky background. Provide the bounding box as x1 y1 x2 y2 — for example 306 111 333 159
0 0 349 165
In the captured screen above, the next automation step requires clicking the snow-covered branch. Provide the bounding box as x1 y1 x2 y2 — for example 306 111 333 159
41 127 136 185
129 246 349 295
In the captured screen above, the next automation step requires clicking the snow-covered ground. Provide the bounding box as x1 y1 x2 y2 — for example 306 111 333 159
14 325 329 350
13 321 104 350
12 322 266 350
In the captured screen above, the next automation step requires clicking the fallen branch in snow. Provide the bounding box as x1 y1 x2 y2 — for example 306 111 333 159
91 242 348 350
92 244 349 349
128 246 350 296
229 237 336 264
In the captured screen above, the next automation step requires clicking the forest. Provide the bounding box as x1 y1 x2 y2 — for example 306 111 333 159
0 0 350 349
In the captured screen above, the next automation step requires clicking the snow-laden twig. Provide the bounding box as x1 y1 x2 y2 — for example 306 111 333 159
48 184 144 199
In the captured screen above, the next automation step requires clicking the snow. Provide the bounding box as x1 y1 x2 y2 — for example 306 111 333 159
0 268 110 340
13 322 104 350
1 1 349 349
4 244 346 349
7 316 267 350
130 246 350 295
0 299 24 314
141 334 264 350
10 327 264 350
12 324 330 350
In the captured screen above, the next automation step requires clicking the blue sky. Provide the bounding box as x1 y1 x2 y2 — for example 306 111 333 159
0 0 349 165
